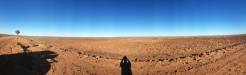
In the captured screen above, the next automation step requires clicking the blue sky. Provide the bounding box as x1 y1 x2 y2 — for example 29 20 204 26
0 0 246 37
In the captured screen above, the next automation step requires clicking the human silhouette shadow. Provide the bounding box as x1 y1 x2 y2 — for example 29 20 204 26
0 50 58 75
120 56 132 75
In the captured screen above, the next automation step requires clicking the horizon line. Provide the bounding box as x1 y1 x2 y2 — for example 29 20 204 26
1 33 245 38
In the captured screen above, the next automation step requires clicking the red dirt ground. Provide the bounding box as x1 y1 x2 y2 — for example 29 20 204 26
0 34 246 75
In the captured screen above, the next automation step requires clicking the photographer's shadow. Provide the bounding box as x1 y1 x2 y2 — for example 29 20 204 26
120 56 132 75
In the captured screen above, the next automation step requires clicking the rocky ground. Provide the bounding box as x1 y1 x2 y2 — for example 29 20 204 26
0 35 246 75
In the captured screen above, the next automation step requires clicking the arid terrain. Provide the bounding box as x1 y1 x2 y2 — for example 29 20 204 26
1 34 246 75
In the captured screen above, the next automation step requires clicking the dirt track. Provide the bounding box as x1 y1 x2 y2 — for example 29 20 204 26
0 35 246 75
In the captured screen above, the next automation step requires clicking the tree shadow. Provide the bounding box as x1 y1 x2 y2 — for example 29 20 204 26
120 56 132 75
0 50 58 75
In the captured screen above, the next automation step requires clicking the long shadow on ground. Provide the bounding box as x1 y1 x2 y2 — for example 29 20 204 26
120 56 132 75
0 51 58 75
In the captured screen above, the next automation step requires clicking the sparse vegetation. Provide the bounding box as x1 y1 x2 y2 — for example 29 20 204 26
0 34 246 75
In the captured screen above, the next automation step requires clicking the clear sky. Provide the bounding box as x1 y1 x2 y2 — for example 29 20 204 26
0 0 246 37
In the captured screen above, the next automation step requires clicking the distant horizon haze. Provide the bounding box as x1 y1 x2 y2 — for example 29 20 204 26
1 33 246 37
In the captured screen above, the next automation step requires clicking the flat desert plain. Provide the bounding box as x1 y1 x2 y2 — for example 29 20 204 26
0 34 246 75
